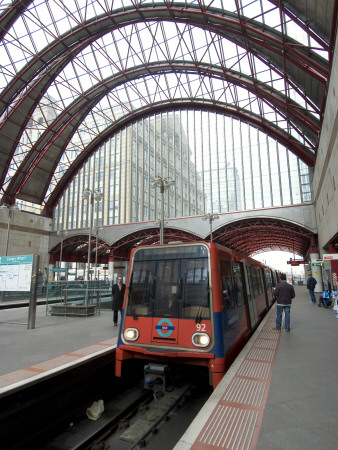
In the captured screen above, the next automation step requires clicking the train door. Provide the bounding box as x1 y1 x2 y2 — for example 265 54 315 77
219 260 251 352
232 262 251 329
263 268 274 306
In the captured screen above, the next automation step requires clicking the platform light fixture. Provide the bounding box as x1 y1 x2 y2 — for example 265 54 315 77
202 213 219 243
56 230 68 281
151 176 175 244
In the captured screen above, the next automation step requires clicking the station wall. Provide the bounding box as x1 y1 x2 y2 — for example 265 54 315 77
312 32 338 253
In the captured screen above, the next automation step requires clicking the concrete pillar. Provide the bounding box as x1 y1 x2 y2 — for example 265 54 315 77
48 263 54 281
310 252 323 292
329 245 338 290
108 260 114 281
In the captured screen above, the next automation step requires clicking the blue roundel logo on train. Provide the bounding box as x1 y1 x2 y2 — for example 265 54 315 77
156 318 175 337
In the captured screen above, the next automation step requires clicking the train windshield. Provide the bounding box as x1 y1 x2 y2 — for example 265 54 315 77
126 245 210 319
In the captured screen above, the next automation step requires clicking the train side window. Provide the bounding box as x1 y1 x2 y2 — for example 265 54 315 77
232 263 245 307
221 260 234 310
264 268 273 302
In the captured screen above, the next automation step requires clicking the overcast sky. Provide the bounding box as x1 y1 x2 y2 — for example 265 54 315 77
253 251 307 277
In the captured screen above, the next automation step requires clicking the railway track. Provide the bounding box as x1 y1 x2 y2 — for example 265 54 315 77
46 382 199 450
1 354 210 450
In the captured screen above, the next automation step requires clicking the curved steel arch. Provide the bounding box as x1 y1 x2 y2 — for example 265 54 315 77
0 1 334 51
0 0 32 41
0 36 96 190
49 234 111 264
49 227 200 262
0 1 335 212
49 217 316 263
0 8 325 189
4 60 319 205
213 217 314 257
0 4 328 114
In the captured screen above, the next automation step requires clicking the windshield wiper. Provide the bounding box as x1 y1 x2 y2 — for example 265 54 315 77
195 284 210 323
178 278 183 299
127 287 138 320
151 277 156 298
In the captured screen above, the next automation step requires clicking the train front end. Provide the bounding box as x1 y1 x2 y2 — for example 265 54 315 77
115 243 224 388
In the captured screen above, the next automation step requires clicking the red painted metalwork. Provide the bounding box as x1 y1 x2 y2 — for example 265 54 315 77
0 1 32 41
3 54 320 204
48 217 314 265
213 218 313 257
0 3 334 208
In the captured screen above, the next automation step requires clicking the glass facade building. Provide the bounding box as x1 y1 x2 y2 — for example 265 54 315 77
53 110 312 231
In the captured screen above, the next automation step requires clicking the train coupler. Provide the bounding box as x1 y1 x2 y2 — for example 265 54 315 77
144 363 168 393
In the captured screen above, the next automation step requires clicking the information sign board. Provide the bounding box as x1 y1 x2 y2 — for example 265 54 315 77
0 255 33 292
323 254 338 260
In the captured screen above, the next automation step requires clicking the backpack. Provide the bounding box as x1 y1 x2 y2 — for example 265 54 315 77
309 278 317 290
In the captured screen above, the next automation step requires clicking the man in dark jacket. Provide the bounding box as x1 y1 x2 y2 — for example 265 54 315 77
306 275 317 303
112 276 125 326
272 273 295 332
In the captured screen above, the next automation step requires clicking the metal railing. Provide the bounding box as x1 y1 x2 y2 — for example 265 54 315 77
45 280 112 316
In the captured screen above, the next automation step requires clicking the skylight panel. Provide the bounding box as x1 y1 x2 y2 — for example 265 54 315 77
285 18 309 46
261 10 282 31
0 1 14 12
271 77 285 94
240 0 264 22
0 48 16 90
309 36 329 60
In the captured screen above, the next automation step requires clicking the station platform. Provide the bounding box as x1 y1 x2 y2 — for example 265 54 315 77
0 305 118 395
1 286 337 449
175 286 338 450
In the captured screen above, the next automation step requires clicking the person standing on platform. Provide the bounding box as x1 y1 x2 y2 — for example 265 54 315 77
112 276 125 326
306 275 317 303
272 273 295 332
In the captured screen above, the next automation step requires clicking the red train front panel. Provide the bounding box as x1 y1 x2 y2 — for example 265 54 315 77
115 242 268 388
115 243 217 380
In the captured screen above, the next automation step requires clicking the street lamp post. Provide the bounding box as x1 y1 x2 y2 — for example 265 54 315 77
202 213 219 242
151 176 175 244
94 225 103 281
82 189 103 281
56 230 68 281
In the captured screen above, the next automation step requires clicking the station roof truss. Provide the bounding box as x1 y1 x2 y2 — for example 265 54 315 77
49 227 200 263
0 1 336 261
49 234 112 264
0 0 336 213
212 217 315 257
49 217 314 263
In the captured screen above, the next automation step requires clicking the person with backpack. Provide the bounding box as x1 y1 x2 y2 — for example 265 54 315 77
272 273 295 332
307 275 317 303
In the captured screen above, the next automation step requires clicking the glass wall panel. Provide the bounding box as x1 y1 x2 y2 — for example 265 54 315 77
54 111 312 230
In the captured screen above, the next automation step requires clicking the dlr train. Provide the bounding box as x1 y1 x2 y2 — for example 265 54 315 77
115 242 278 389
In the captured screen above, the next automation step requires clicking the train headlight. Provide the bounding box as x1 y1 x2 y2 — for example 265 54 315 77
192 332 210 347
124 328 139 341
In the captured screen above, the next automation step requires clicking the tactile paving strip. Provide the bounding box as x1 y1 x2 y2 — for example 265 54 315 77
192 313 280 450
